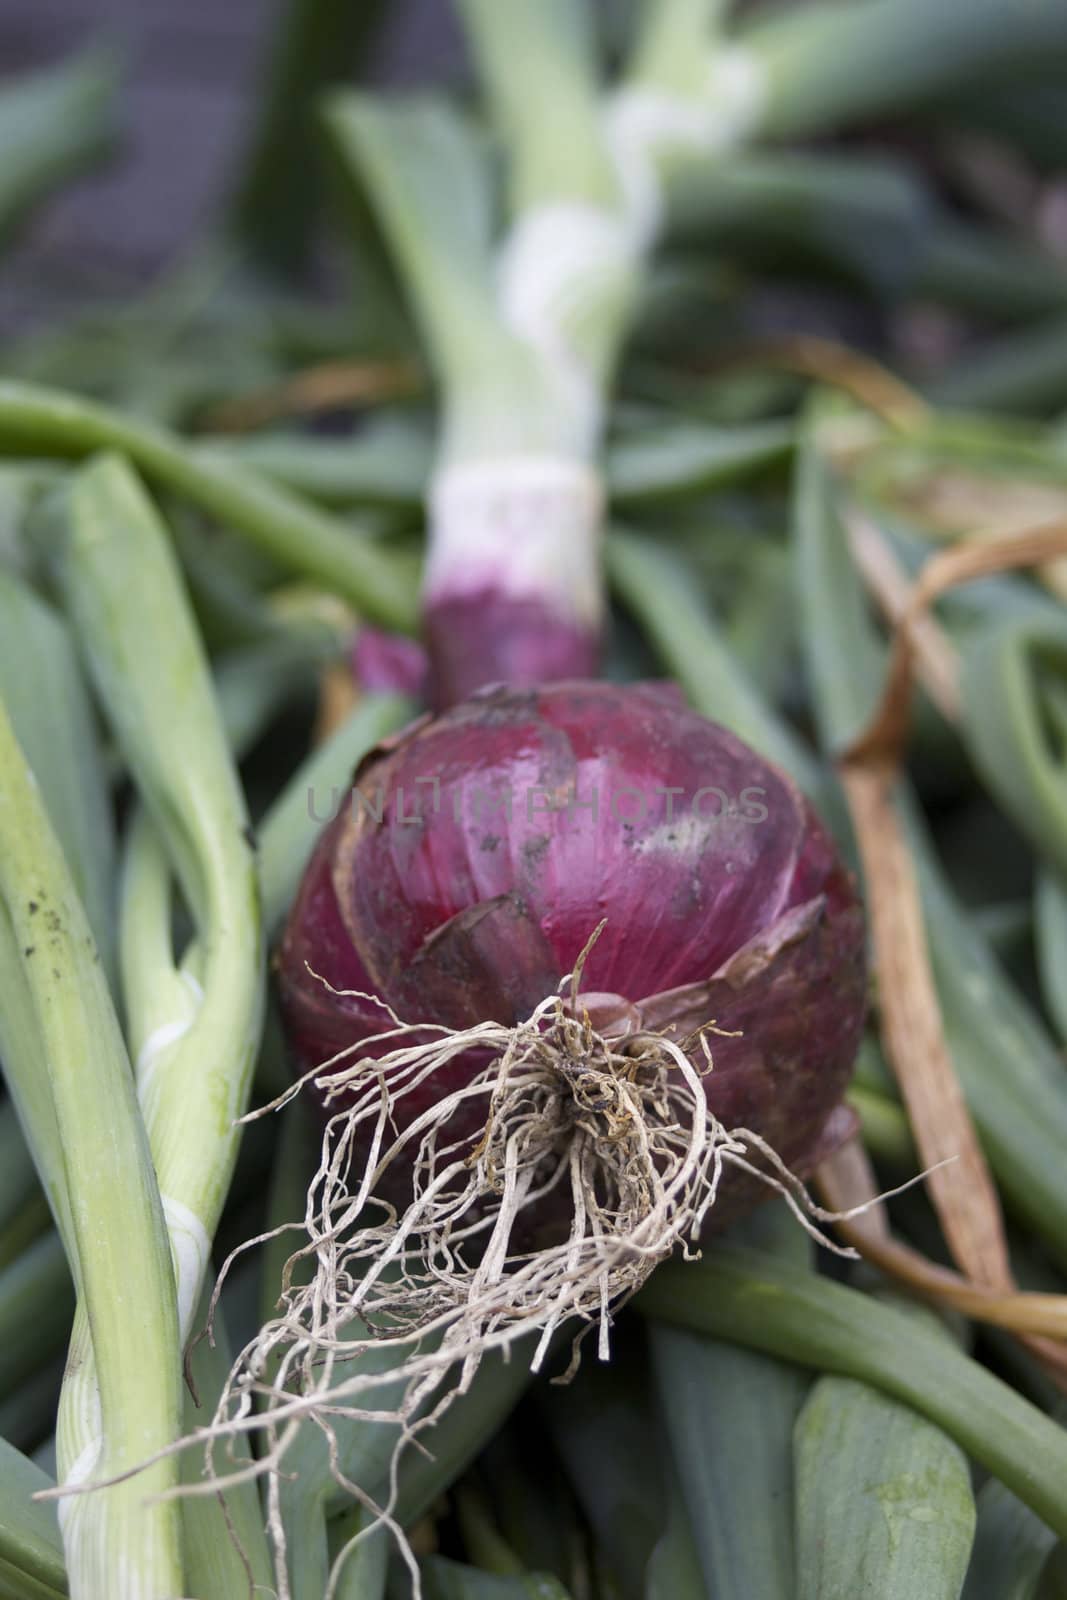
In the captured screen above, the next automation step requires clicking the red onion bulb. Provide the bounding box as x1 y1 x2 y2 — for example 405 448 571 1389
276 680 867 1227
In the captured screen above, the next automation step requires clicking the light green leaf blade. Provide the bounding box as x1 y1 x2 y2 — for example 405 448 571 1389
795 1368 975 1600
0 569 115 979
0 1436 65 1599
962 1476 1057 1600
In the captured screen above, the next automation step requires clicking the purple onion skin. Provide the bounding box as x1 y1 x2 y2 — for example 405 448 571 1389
425 592 600 710
352 628 429 699
277 681 867 1228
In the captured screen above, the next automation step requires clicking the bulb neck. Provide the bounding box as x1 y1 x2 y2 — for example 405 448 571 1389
423 454 604 706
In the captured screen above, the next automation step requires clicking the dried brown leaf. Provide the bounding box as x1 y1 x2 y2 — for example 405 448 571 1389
313 661 362 745
846 510 961 723
703 334 930 430
889 470 1067 541
838 762 1013 1290
847 519 1067 769
817 1142 1067 1389
199 356 422 434
834 511 1067 1379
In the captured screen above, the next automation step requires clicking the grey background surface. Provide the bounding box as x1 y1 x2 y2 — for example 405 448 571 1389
0 0 465 304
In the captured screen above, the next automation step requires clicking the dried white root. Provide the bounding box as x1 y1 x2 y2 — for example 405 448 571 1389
47 938 920 1600
170 932 876 1595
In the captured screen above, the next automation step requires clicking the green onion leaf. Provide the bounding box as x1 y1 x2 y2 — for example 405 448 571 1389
794 1307 976 1600
0 380 416 630
639 1247 1067 1540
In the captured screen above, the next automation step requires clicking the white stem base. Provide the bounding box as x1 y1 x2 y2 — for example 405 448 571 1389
425 455 605 628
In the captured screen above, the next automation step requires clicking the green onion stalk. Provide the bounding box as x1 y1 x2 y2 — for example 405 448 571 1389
735 0 1067 140
0 1099 49 1268
11 453 271 1597
227 0 391 279
663 151 1067 320
325 0 763 707
956 612 1067 1046
647 1204 811 1600
0 378 416 632
0 697 186 1595
0 1434 70 1600
0 563 117 979
639 1246 1067 1546
792 1301 977 1598
42 454 413 1595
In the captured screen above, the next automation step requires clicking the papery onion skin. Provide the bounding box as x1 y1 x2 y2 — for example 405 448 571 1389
277 680 867 1227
